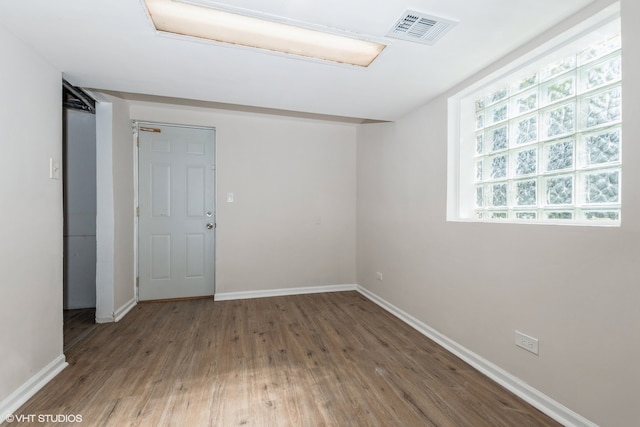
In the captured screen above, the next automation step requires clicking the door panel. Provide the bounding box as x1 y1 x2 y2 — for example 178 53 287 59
186 166 205 217
151 163 171 217
186 233 205 277
150 235 171 280
138 123 215 301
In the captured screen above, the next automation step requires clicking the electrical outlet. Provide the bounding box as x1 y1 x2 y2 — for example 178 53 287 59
515 331 539 355
376 272 383 281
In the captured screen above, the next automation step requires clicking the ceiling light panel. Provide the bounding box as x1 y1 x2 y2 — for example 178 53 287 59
144 0 385 67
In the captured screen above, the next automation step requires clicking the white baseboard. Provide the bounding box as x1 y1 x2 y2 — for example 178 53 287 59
356 286 597 427
0 355 68 419
114 298 137 322
215 284 358 301
95 298 137 323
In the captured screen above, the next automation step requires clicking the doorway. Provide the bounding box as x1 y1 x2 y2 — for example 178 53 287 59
62 85 97 350
137 122 216 301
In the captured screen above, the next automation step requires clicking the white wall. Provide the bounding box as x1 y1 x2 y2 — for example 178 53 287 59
111 98 136 311
130 103 357 293
64 108 96 309
95 93 136 322
95 100 115 321
356 1 640 425
0 25 65 409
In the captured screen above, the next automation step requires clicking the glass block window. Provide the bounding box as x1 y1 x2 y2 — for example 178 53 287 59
471 29 621 223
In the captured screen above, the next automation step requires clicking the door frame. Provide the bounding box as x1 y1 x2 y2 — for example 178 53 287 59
133 120 217 302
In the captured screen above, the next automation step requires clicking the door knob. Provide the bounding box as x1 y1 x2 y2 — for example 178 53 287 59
206 223 214 229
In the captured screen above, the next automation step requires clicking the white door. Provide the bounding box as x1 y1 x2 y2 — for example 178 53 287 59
138 123 216 301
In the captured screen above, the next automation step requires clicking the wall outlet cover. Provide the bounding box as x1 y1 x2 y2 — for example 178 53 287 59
515 331 539 355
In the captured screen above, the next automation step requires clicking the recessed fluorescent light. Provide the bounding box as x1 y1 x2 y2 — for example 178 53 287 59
144 0 385 67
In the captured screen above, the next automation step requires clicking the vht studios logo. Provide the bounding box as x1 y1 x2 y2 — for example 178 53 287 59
4 413 83 423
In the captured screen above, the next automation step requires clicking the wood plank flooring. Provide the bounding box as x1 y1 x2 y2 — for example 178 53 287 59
63 308 96 352
7 292 560 426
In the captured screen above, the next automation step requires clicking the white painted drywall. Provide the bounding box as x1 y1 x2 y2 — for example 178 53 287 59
0 25 64 405
64 108 96 309
95 100 115 322
94 93 136 322
356 1 640 425
129 103 357 293
110 97 136 311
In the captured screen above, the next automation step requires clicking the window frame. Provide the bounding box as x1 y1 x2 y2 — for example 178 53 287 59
447 10 621 227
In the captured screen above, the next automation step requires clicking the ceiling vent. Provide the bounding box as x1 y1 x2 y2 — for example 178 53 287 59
387 10 456 45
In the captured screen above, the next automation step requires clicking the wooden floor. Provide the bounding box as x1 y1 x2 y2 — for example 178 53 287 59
63 308 97 352
8 292 560 426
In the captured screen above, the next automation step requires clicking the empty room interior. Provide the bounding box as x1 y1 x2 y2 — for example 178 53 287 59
0 0 638 426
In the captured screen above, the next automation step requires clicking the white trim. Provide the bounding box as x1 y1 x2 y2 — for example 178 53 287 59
132 121 139 303
356 286 597 427
0 355 67 418
95 297 137 323
215 284 358 301
114 298 137 322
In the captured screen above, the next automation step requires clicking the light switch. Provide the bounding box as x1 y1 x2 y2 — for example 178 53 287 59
227 192 234 203
49 158 61 180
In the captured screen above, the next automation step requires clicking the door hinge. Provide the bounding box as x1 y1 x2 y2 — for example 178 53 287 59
136 277 140 287
136 207 140 217
136 136 139 147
